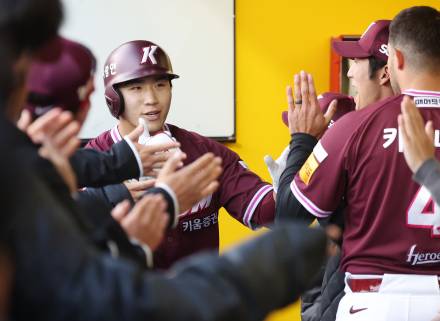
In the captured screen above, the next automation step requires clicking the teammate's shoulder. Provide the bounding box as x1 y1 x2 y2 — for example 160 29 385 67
168 123 227 148
85 129 113 151
167 123 237 157
167 123 206 142
361 94 403 115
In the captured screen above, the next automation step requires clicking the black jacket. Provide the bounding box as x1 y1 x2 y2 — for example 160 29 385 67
274 133 346 321
1 119 327 320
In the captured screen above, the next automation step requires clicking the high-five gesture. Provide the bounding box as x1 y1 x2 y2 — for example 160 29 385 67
287 71 336 138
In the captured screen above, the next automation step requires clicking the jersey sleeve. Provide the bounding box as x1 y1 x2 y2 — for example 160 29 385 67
291 117 353 218
212 141 275 229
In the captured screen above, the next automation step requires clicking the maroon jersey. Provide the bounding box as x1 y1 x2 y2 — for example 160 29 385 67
86 124 275 269
292 90 440 275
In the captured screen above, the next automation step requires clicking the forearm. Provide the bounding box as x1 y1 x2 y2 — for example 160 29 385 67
276 133 318 224
71 141 139 188
79 184 134 211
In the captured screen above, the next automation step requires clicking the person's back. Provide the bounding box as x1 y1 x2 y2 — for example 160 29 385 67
303 92 440 274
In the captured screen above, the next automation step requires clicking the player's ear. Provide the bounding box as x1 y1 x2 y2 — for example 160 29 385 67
394 48 405 71
379 65 390 86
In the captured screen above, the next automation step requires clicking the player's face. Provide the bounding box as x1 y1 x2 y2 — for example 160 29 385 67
347 58 382 110
387 44 401 94
119 76 172 134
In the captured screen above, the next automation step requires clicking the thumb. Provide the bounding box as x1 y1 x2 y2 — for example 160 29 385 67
324 99 337 125
17 109 33 132
264 155 276 169
425 120 435 141
126 123 144 142
111 200 131 222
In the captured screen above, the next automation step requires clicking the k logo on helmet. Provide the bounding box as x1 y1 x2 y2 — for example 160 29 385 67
141 46 158 65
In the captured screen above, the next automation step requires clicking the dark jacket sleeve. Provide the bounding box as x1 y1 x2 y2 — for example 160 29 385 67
79 183 134 211
275 133 318 224
9 173 327 321
70 140 140 188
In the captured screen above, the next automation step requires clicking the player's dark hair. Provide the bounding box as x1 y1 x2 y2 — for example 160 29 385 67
0 0 63 106
389 6 440 72
368 56 387 79
0 0 63 56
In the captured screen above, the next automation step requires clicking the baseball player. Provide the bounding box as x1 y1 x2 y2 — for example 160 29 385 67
278 6 440 321
86 40 276 269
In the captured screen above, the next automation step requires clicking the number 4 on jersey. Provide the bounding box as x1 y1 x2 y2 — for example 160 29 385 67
407 186 440 238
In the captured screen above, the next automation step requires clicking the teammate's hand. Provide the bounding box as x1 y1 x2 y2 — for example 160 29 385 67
23 108 80 193
287 71 337 138
123 178 156 202
264 145 290 192
16 109 33 131
398 95 435 174
111 197 168 251
126 124 180 177
156 152 222 213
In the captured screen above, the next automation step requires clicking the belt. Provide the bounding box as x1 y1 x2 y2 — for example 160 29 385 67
347 278 382 292
347 277 440 293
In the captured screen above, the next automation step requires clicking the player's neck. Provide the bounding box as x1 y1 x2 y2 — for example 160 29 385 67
401 72 440 93
378 85 395 101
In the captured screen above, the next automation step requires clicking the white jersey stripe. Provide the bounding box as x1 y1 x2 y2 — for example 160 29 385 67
290 180 332 218
110 126 123 144
243 185 273 229
403 89 440 97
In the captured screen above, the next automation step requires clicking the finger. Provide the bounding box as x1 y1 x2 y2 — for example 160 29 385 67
42 111 74 138
400 98 413 136
52 121 81 149
191 156 223 189
26 108 62 142
401 96 424 130
126 123 144 142
398 114 410 146
307 73 320 108
151 161 166 169
286 85 294 112
300 70 309 106
158 213 169 232
263 155 275 167
293 74 301 105
199 181 220 199
128 194 154 220
131 178 157 191
132 190 146 202
144 171 158 178
111 200 131 222
185 153 217 178
151 151 174 164
145 141 180 154
425 120 435 141
147 196 166 226
323 99 338 125
17 109 33 131
60 136 81 158
158 151 186 178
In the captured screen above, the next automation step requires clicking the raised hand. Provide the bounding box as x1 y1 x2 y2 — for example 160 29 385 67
287 71 337 138
112 197 169 251
156 152 222 213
